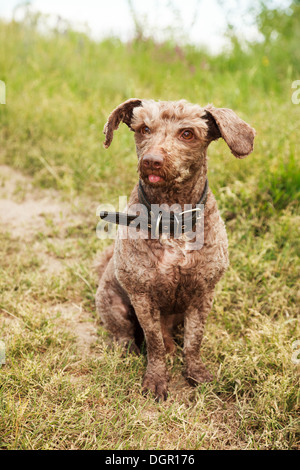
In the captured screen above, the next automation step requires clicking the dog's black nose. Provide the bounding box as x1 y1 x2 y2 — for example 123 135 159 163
142 154 164 170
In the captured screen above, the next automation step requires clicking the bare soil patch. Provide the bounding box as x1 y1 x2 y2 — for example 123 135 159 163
0 165 98 352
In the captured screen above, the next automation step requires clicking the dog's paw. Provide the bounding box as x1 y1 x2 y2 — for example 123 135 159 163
184 365 213 386
142 372 169 402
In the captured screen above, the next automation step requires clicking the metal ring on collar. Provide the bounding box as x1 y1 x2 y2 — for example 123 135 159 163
155 212 163 238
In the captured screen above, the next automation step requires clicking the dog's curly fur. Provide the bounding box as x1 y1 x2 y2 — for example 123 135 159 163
96 99 255 400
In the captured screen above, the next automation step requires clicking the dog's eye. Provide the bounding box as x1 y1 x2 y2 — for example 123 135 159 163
180 129 194 141
141 125 151 135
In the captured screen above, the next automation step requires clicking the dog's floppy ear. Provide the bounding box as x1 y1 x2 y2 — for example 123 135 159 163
204 105 256 158
103 98 143 148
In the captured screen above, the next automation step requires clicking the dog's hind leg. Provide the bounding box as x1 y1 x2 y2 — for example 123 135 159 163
96 258 140 354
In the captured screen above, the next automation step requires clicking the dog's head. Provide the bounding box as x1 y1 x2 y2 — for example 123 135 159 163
103 99 255 188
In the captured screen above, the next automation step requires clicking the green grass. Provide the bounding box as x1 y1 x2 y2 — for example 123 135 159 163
0 6 299 450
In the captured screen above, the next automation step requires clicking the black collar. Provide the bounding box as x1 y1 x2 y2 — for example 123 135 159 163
99 178 209 237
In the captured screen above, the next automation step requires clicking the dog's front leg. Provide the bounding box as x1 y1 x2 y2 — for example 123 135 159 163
130 295 168 401
183 290 215 385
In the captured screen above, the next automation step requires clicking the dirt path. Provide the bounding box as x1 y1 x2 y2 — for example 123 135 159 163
0 165 98 354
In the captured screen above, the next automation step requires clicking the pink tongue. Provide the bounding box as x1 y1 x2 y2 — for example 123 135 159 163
148 175 161 183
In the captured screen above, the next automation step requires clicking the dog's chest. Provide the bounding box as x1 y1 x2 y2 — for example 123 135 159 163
156 238 190 274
